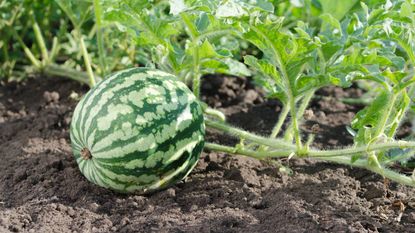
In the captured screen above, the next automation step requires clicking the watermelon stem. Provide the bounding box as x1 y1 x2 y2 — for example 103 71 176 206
204 141 415 187
81 148 92 160
205 119 296 150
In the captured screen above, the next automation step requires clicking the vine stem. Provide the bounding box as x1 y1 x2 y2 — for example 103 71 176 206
205 119 296 150
249 24 302 150
78 31 96 87
43 64 95 86
270 105 290 138
314 95 372 105
93 0 107 76
180 13 201 98
11 28 41 68
205 141 415 187
320 156 415 187
284 90 314 142
32 20 49 65
374 93 397 138
205 135 415 158
191 44 201 98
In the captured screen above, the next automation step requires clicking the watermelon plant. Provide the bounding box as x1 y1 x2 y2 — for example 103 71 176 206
5 0 415 192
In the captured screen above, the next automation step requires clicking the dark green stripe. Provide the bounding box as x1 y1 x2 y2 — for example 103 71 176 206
89 81 186 153
91 96 184 154
81 70 153 140
70 128 84 152
153 140 204 191
94 102 204 164
84 75 179 141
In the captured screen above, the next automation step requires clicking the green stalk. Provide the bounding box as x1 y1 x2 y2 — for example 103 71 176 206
205 119 296 150
317 156 415 187
204 108 226 122
307 141 415 157
93 0 107 76
78 31 96 87
297 90 315 118
205 142 290 159
270 105 290 138
384 149 415 165
208 114 389 157
206 141 415 159
11 28 41 68
191 44 201 98
317 47 326 73
314 95 372 105
289 98 302 149
49 37 60 63
2 40 10 61
32 20 49 65
373 93 397 138
181 13 201 98
284 90 314 142
205 140 415 187
44 64 93 86
249 25 302 150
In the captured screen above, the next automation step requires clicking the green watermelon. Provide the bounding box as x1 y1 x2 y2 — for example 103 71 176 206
70 68 205 193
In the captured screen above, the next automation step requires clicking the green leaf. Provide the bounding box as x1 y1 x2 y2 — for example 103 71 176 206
244 55 286 102
400 1 414 19
215 0 274 18
252 0 274 12
320 0 358 20
169 0 187 15
199 40 217 58
351 90 391 144
223 58 251 76
320 13 342 36
244 55 282 86
286 55 313 89
54 0 93 28
385 91 410 137
195 12 209 32
216 0 247 18
296 74 331 94
200 58 250 77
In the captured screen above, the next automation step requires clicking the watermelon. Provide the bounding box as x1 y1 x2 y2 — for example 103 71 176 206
70 68 205 193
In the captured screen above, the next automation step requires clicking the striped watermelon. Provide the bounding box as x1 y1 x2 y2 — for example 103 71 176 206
70 68 205 193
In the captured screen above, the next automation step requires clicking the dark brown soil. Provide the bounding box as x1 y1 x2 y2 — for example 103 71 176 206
0 75 414 233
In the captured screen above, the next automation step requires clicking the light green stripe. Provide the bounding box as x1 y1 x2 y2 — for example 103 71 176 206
79 68 138 143
92 134 157 159
94 161 156 184
96 170 125 191
146 159 191 191
91 160 106 187
78 71 121 143
162 133 202 165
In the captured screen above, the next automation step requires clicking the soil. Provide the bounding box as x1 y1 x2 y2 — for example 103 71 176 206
0 75 415 233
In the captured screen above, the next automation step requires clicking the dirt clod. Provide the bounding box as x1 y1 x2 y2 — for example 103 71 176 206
43 91 60 103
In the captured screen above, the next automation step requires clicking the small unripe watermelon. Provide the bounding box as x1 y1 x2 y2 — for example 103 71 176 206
70 68 205 193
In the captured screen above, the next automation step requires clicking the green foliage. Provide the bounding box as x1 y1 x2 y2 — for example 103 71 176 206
54 0 93 29
320 0 359 20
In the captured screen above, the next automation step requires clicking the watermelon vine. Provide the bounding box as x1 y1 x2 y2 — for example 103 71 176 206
66 0 415 191
4 0 415 192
